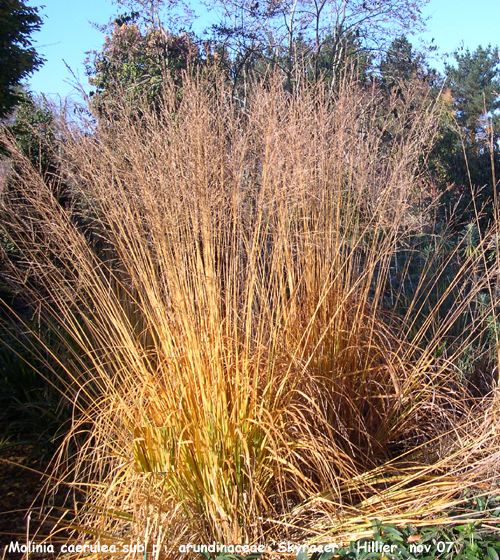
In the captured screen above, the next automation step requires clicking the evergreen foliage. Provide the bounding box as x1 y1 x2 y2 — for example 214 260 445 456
428 45 500 225
6 91 56 176
85 13 200 110
445 45 500 149
0 0 44 119
380 36 429 89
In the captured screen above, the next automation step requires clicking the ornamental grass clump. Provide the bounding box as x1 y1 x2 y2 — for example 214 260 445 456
1 70 499 555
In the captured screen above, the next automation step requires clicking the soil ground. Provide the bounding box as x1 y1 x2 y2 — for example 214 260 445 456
0 437 69 559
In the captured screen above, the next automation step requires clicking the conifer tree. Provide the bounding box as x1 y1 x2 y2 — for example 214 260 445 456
0 0 44 119
445 45 500 151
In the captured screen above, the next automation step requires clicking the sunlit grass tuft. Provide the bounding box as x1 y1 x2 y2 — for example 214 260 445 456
1 70 499 554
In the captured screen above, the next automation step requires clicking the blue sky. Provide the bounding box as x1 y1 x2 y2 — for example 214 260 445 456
26 0 500 100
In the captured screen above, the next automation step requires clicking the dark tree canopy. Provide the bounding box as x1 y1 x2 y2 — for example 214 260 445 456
85 15 200 111
7 91 56 175
445 45 500 149
0 0 44 119
425 45 500 226
380 36 425 88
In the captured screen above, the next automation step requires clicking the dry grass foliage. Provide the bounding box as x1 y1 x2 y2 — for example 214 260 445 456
1 71 499 555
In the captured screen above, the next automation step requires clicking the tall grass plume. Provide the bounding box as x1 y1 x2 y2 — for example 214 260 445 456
1 70 499 554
